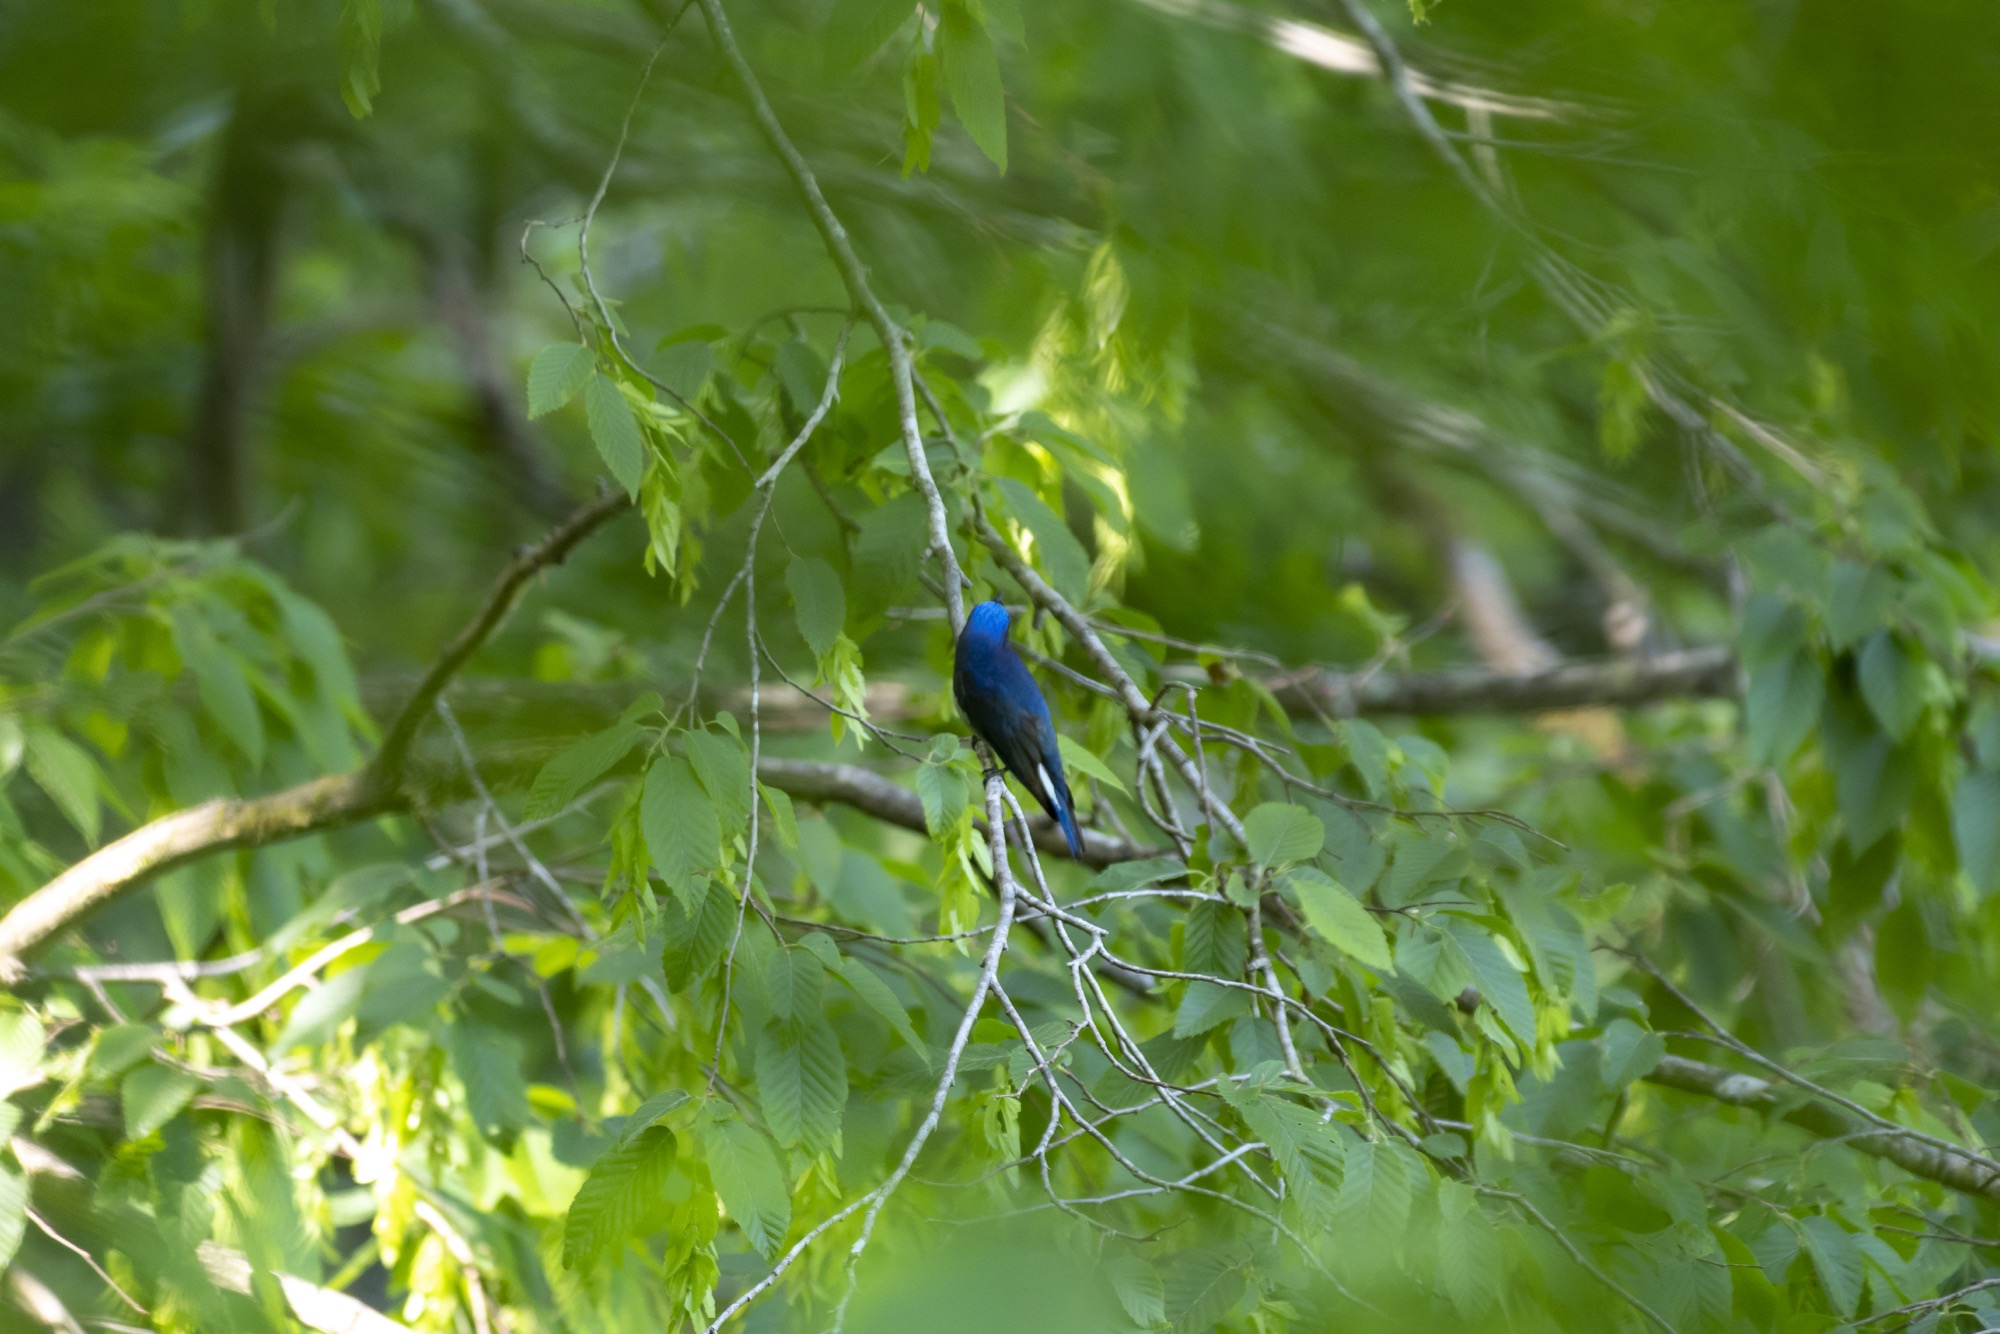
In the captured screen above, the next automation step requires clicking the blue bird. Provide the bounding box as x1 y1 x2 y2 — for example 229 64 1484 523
953 600 1084 859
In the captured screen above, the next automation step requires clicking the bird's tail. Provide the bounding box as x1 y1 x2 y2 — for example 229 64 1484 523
1055 795 1083 860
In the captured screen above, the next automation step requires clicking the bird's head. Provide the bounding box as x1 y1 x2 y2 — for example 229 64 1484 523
964 600 1013 644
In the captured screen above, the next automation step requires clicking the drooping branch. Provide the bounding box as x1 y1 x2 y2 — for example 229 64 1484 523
371 487 632 788
697 0 967 633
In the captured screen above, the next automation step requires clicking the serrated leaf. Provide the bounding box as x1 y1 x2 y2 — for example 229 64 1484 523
1174 979 1251 1037
705 1116 790 1259
825 0 915 70
1243 801 1324 868
763 945 824 1022
525 723 642 820
685 728 752 838
122 1061 199 1140
788 557 847 658
1234 1089 1345 1224
837 958 927 1062
1288 868 1391 971
662 880 735 989
916 758 968 836
757 1014 846 1153
1858 632 1925 741
527 343 595 418
1955 769 2000 895
561 1124 677 1274
939 0 1007 172
1183 900 1246 978
1445 921 1535 1049
585 373 647 498
1800 1216 1863 1317
643 755 721 905
1057 733 1127 795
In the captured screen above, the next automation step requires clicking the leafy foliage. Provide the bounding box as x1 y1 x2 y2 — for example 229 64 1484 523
6 0 2000 1331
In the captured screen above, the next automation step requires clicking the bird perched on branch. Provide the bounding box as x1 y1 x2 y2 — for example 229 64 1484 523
953 599 1083 858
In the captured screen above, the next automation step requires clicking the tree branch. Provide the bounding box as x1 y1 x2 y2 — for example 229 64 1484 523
371 487 632 787
0 773 390 981
1645 1054 2000 1203
1267 645 1736 717
0 489 632 978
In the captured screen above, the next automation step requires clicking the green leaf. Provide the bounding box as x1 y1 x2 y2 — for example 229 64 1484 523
1445 921 1536 1050
0 1013 46 1099
122 1061 199 1140
1288 868 1391 971
1165 1248 1248 1334
527 343 595 418
1955 769 2000 895
1745 648 1823 766
1231 1088 1345 1224
446 1020 530 1143
916 756 968 836
763 945 824 1022
643 755 721 905
1108 1255 1165 1327
561 1124 677 1274
1823 691 1916 852
0 1160 23 1271
23 724 98 845
1182 900 1246 978
825 0 915 70
169 606 265 770
273 965 369 1051
704 1115 791 1259
757 1014 846 1153
788 557 847 658
1243 801 1324 868
685 728 752 838
1824 560 1894 650
525 723 642 820
1858 632 1925 741
996 478 1088 604
1799 1216 1863 1317
1598 1017 1666 1089
662 879 735 989
1057 733 1127 795
774 338 830 414
585 373 647 498
938 0 1007 172
837 958 927 1061
1174 979 1251 1037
